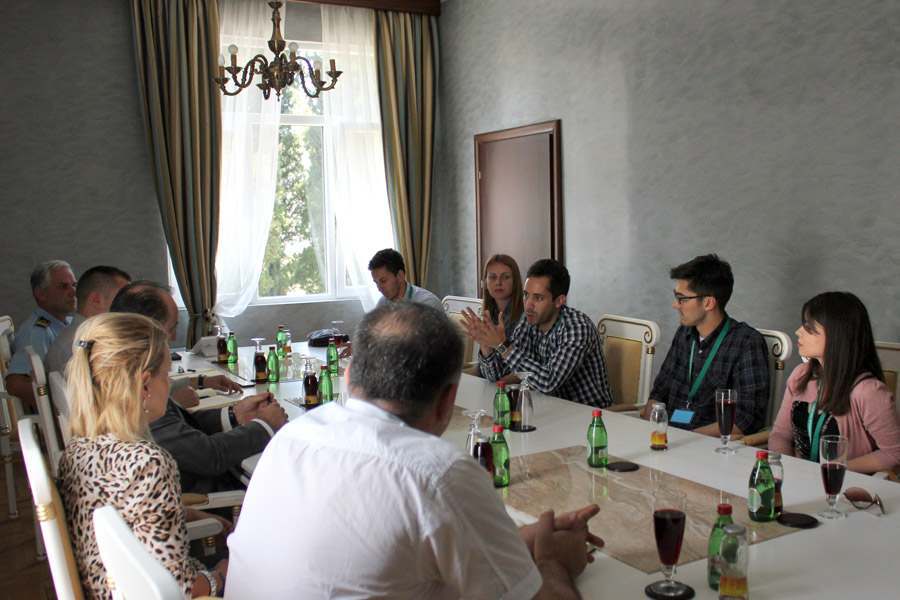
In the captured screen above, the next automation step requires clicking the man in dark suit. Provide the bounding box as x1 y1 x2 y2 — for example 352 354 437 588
111 280 287 493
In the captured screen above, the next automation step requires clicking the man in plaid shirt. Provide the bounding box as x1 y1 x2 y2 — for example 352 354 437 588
463 259 612 407
642 255 770 435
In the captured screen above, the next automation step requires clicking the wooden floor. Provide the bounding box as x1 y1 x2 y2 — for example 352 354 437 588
0 449 55 600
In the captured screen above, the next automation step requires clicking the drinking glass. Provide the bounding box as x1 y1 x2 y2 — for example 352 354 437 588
463 409 489 455
646 492 693 598
250 337 265 353
714 389 737 455
463 409 493 474
819 434 849 519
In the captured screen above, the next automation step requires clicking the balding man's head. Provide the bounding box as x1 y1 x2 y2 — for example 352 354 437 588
349 302 463 421
110 280 178 341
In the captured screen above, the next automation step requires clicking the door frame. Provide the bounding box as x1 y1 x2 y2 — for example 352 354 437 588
474 119 563 293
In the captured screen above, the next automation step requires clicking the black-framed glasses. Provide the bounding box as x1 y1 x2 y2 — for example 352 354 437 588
844 487 885 515
673 293 705 305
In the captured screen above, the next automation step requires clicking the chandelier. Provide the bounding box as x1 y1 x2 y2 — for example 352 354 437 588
214 1 342 100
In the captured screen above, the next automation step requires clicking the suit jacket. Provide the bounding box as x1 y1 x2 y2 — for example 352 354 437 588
150 399 270 493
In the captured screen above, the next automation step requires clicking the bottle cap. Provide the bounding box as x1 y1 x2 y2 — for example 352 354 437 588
492 424 504 433
756 450 769 460
592 409 602 417
269 346 276 350
497 381 506 389
320 365 327 371
717 503 733 515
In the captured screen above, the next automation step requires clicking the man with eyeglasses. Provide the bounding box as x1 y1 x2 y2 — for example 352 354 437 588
641 254 770 436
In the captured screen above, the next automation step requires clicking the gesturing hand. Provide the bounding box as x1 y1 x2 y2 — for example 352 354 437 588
460 307 507 349
520 504 604 562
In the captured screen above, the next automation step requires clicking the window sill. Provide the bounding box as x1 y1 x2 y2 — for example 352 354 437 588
249 294 361 308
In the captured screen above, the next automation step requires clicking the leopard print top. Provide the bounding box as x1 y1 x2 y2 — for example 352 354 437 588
58 434 200 599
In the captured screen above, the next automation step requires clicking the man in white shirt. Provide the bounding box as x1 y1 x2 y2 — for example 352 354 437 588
368 247 442 310
227 302 601 599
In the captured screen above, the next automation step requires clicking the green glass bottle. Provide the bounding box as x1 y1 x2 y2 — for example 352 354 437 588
327 336 339 378
587 409 608 468
493 382 511 429
275 325 287 358
490 424 510 488
266 346 279 383
226 332 238 364
707 503 734 590
318 365 333 404
748 450 776 522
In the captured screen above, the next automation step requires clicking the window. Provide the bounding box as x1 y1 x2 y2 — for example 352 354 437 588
168 2 393 312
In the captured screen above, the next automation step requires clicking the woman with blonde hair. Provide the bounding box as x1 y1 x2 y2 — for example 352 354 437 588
59 312 227 598
481 254 524 338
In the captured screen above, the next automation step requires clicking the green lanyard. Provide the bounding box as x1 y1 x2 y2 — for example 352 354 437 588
807 386 829 463
404 283 414 300
686 318 732 405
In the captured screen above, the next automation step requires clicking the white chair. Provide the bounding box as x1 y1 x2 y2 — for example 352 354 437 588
757 328 793 427
18 417 84 600
442 296 483 366
875 341 900 418
93 505 184 600
596 314 661 408
738 328 793 447
26 346 64 478
0 323 22 519
48 371 71 445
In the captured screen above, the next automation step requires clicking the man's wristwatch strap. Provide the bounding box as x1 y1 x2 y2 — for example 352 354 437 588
494 343 508 356
228 405 238 427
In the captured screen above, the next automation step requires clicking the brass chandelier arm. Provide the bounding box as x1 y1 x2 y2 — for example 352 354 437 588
216 55 270 96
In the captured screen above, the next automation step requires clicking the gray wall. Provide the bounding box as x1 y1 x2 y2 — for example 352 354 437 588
431 0 900 371
0 0 166 325
0 0 357 348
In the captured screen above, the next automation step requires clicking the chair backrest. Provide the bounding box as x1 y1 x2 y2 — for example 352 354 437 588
0 324 15 377
757 328 793 427
49 371 72 445
442 296 483 365
92 505 183 600
875 341 900 417
596 314 661 406
26 346 65 477
18 417 84 600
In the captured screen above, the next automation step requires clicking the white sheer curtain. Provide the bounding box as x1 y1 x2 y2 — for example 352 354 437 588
214 0 282 318
321 6 394 311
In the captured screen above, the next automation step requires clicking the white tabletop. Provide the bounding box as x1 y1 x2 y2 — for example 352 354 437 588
181 349 900 599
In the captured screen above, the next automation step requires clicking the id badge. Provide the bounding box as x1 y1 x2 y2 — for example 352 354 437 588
670 409 695 425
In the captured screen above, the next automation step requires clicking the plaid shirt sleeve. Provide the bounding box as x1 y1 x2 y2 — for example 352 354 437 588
479 321 523 382
733 331 771 434
504 317 595 396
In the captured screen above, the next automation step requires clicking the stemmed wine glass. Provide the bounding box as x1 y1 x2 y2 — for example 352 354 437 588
463 409 493 473
714 389 737 455
819 434 849 519
646 491 694 599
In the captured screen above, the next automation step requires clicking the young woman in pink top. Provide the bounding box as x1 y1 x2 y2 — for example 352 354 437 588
769 291 900 474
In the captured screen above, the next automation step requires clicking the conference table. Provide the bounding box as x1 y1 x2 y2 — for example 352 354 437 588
175 344 900 599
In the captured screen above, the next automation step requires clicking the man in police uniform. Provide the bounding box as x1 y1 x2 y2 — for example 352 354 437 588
5 260 77 408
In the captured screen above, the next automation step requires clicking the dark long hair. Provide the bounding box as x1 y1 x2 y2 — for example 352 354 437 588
481 254 524 327
797 291 884 416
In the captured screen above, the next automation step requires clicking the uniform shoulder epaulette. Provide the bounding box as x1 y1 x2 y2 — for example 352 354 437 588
35 317 51 328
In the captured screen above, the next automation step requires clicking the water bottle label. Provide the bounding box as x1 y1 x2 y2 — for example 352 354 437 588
747 488 762 512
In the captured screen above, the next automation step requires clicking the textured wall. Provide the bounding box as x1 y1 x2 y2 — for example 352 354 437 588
0 0 166 325
0 0 360 347
431 0 900 369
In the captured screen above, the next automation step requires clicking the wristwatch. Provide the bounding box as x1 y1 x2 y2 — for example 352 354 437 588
228 405 238 428
197 374 206 388
494 343 509 356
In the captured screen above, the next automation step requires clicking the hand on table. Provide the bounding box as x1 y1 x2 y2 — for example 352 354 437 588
256 400 288 432
172 386 199 409
204 374 243 394
232 392 273 425
460 307 506 349
520 503 604 563
532 510 593 579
